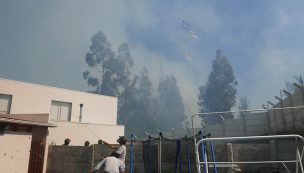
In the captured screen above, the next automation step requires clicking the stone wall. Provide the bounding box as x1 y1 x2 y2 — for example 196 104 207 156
46 138 300 173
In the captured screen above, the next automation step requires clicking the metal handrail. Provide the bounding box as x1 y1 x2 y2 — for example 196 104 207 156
191 106 304 141
195 134 304 173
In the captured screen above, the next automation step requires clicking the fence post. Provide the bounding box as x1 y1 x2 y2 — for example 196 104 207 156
242 113 247 136
266 110 271 134
227 143 233 164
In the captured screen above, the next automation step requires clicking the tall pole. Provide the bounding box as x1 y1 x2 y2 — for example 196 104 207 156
157 130 162 173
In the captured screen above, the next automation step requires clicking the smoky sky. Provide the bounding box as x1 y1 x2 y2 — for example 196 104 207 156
1 0 304 115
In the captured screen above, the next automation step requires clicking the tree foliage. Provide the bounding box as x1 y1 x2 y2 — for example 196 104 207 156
239 96 249 110
198 50 237 123
83 31 133 97
118 68 158 137
83 30 187 137
156 74 186 131
238 96 249 118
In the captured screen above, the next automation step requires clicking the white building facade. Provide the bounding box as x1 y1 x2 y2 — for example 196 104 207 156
0 78 124 173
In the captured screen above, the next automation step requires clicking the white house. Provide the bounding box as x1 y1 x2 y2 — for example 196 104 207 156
0 78 124 173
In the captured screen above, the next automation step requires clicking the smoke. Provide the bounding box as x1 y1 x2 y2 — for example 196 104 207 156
1 0 304 115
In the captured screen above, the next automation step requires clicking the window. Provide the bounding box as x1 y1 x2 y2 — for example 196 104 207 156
50 100 72 121
0 94 12 114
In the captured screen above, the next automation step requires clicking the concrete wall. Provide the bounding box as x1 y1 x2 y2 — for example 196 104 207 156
0 131 32 173
46 142 194 173
268 88 304 134
0 78 118 125
196 112 271 138
189 88 304 138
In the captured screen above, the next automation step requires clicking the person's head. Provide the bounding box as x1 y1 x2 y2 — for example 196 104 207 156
64 138 71 145
97 139 103 144
117 136 127 145
84 141 90 146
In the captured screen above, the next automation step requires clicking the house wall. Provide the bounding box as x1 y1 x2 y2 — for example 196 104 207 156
47 121 124 145
0 131 32 173
0 78 118 125
0 78 125 173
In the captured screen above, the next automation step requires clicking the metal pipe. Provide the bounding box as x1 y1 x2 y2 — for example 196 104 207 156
157 130 162 173
195 134 304 173
79 103 83 123
196 134 304 144
198 160 299 164
191 108 304 173
297 148 304 173
196 143 201 173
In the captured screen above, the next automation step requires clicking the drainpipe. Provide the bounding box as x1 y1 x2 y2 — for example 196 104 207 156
79 104 83 123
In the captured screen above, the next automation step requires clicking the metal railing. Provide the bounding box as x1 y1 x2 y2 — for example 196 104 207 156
190 106 304 173
195 134 304 173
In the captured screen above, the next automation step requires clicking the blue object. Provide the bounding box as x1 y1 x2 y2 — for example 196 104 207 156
210 141 217 173
174 141 182 173
201 142 207 173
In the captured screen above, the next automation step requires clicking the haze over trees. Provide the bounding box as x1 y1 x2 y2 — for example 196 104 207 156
239 97 250 110
83 30 186 137
198 50 238 123
82 31 133 97
156 75 186 130
121 67 159 136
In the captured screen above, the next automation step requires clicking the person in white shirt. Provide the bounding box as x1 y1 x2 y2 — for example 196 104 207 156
90 152 125 173
99 136 127 165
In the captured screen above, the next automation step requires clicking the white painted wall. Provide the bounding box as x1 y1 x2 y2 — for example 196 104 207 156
48 121 124 145
0 131 32 173
0 78 118 125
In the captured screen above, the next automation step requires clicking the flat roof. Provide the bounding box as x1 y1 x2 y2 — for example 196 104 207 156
0 114 56 127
